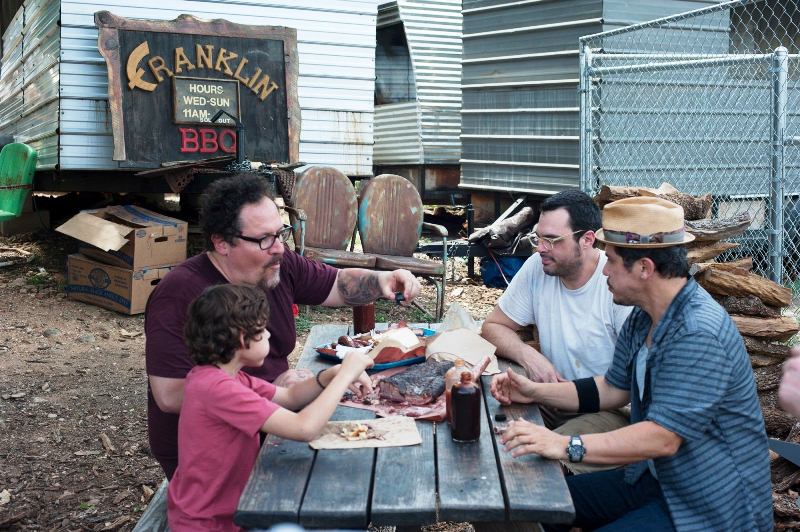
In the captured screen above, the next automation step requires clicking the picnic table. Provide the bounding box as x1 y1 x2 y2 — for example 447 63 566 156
235 323 575 530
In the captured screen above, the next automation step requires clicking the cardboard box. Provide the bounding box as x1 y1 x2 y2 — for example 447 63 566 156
66 254 173 314
56 205 187 269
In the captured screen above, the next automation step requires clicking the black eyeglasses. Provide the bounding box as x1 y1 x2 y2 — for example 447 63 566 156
236 225 293 250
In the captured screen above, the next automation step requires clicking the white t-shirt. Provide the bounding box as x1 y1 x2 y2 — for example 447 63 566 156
497 252 632 381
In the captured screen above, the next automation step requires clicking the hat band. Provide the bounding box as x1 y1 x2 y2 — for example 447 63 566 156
603 227 686 245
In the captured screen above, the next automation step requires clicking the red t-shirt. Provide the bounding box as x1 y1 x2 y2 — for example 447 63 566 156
145 248 337 478
167 365 280 531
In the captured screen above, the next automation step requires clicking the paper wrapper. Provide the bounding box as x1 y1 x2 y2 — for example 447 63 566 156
308 416 422 450
426 328 500 375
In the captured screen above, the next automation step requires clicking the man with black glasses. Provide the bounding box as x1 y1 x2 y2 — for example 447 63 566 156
145 173 420 479
482 190 631 473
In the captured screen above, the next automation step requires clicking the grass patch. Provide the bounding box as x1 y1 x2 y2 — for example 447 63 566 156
375 298 430 323
295 311 313 334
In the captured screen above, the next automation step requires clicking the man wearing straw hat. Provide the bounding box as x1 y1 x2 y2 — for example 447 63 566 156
492 197 772 530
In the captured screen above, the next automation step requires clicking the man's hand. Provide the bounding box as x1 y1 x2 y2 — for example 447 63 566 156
500 419 569 460
491 368 538 405
481 307 563 383
519 351 564 383
780 346 800 417
378 269 420 304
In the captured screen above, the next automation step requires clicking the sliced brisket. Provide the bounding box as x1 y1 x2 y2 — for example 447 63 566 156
378 359 454 405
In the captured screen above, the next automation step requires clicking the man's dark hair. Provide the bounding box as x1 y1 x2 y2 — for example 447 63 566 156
615 245 690 279
200 173 275 250
184 284 270 366
540 190 602 240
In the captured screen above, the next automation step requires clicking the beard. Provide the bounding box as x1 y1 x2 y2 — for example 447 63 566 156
541 247 582 279
257 259 282 290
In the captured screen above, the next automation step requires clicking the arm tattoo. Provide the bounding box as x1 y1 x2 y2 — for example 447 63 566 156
337 270 382 305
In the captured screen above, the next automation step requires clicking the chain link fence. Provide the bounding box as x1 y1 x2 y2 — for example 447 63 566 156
579 0 800 294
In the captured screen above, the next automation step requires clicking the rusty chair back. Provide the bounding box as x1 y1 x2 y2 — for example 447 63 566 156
290 166 375 268
358 174 448 319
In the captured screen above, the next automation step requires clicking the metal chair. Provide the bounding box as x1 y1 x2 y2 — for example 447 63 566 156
358 174 448 319
289 166 375 268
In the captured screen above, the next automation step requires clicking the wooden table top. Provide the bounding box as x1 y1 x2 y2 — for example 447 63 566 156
235 324 574 529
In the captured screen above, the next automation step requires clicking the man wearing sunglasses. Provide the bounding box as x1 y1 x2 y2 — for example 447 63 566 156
144 173 421 479
482 190 632 473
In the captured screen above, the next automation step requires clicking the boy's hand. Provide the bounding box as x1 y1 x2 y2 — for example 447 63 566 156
348 371 374 399
341 351 374 377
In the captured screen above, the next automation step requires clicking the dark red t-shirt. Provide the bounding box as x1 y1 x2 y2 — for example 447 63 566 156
145 248 337 478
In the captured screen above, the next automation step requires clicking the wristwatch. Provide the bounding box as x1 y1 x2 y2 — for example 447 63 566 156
566 435 586 463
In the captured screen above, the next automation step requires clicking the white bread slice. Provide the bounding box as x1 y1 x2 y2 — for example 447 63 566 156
367 327 425 363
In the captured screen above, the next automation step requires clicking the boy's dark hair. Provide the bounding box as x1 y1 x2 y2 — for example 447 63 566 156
540 190 602 241
615 245 690 279
200 173 275 250
184 284 270 366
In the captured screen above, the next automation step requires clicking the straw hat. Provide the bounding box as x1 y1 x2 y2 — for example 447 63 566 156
595 196 695 248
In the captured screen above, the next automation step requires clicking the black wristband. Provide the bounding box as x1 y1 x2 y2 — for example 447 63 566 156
315 369 327 389
573 377 600 413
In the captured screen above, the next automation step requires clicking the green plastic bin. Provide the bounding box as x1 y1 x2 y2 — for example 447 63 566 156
0 143 38 222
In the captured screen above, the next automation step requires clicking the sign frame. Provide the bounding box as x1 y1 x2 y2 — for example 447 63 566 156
95 10 300 164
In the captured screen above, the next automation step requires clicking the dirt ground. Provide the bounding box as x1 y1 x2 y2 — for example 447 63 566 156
0 228 502 531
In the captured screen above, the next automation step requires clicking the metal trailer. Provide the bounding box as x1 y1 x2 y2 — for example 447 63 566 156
459 0 719 197
373 0 463 202
580 0 800 284
0 0 377 191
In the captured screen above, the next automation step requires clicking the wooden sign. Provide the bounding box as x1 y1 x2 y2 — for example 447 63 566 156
95 11 300 167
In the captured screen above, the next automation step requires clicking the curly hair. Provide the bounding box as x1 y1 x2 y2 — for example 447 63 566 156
184 284 270 366
199 173 276 250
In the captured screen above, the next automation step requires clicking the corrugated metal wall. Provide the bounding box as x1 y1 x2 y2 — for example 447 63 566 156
374 0 461 165
460 0 720 195
0 0 377 175
1 0 61 169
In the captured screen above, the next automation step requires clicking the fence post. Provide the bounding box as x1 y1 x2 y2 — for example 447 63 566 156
770 46 788 283
579 42 593 194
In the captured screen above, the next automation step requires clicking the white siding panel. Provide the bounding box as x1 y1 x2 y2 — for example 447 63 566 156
3 6 24 60
374 101 422 164
60 98 111 134
300 110 373 145
22 0 61 171
28 135 60 169
16 100 59 144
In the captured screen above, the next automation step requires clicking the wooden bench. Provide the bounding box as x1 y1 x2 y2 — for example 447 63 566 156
133 479 169 532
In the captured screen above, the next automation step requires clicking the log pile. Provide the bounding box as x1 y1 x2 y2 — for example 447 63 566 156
596 183 800 524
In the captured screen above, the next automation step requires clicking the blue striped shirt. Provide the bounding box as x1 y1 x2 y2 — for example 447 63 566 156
606 279 772 531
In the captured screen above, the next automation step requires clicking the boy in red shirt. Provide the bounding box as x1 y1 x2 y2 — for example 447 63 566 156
167 284 373 531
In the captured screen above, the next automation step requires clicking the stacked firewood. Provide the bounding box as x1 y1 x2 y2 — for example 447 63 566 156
596 183 800 525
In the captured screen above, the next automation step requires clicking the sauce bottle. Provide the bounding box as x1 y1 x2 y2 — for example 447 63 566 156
352 303 375 334
451 371 481 443
444 358 466 425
